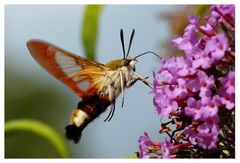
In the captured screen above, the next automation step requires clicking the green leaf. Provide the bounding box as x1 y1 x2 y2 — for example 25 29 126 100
125 155 138 159
82 5 104 60
5 119 69 158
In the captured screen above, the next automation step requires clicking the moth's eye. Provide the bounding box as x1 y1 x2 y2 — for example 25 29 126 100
130 60 137 67
129 60 137 71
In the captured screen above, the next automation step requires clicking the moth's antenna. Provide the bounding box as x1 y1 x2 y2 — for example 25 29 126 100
134 51 161 60
126 29 135 57
120 29 126 59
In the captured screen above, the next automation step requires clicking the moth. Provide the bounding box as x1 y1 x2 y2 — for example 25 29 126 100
27 29 159 143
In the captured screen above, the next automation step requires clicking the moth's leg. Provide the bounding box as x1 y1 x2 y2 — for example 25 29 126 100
119 70 125 108
134 72 153 89
104 101 116 122
108 101 116 121
104 105 113 122
127 76 149 88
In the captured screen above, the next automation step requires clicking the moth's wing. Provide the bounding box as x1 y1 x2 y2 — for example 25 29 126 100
27 39 108 98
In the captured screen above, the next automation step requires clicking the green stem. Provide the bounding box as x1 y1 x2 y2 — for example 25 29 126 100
5 119 69 158
82 5 104 60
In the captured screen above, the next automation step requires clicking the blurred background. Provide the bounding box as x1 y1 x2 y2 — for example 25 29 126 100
5 5 202 158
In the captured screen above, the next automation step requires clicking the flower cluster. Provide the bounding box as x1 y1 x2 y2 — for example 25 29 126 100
138 5 235 158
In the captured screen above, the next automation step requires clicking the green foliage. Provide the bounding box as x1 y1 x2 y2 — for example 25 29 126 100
82 5 104 60
126 155 138 159
5 119 69 158
195 5 210 16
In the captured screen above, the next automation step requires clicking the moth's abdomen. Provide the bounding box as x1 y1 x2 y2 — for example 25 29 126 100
65 95 111 143
65 109 90 143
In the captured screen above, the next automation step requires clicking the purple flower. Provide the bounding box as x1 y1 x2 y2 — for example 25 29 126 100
141 4 234 158
183 125 198 145
197 123 220 149
201 97 219 120
185 97 219 121
185 97 202 120
197 71 214 99
212 5 235 17
174 78 188 100
211 5 235 26
184 116 220 149
217 71 235 110
221 71 235 95
205 34 228 60
138 133 177 158
160 138 175 158
191 34 228 69
197 115 219 134
172 15 199 58
153 87 178 117
159 57 194 81
138 132 152 158
199 17 216 36
186 71 214 103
